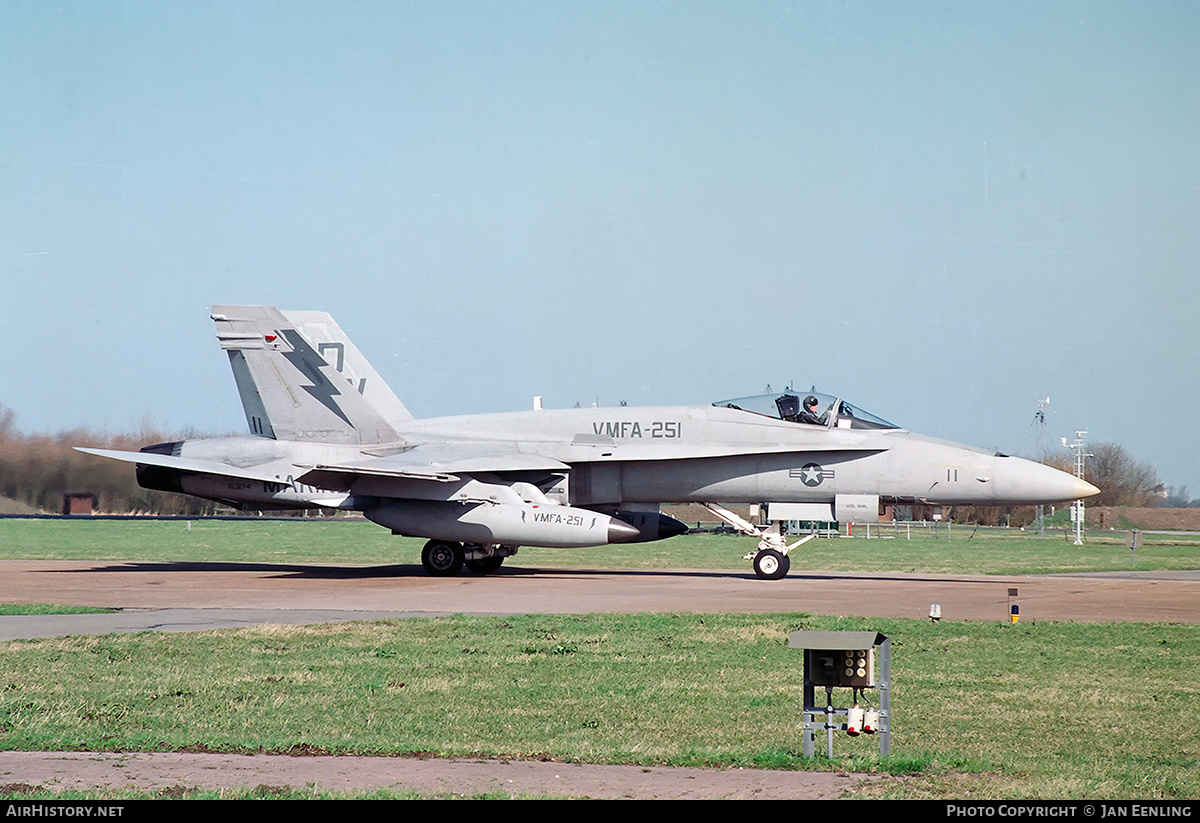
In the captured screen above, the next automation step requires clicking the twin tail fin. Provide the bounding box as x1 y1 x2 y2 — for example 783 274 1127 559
211 305 408 446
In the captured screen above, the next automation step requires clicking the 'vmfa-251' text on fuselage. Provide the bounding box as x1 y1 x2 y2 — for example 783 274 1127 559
79 306 1099 579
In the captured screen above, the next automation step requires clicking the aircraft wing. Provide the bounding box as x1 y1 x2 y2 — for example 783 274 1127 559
74 447 287 484
295 443 571 489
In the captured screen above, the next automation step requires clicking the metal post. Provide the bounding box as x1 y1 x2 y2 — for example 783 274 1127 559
878 636 891 756
825 688 835 757
802 669 815 758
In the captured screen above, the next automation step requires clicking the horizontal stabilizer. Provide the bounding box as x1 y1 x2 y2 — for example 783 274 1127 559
74 447 284 484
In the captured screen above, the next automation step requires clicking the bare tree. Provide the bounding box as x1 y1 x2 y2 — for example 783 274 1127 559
1165 486 1198 508
1086 442 1161 507
0 403 15 440
0 404 220 515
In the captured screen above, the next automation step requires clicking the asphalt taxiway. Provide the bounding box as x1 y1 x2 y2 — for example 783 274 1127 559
0 560 1196 639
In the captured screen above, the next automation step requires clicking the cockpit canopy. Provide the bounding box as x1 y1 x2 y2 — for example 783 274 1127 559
713 390 900 430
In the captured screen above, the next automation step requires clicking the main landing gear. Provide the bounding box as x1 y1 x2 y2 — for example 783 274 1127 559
421 540 463 576
420 540 516 577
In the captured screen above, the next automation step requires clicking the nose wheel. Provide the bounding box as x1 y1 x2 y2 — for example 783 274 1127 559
753 548 790 580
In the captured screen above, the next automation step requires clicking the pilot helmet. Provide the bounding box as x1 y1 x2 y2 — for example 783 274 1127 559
804 395 818 408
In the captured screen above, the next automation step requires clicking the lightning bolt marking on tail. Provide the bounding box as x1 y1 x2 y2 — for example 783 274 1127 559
279 329 354 428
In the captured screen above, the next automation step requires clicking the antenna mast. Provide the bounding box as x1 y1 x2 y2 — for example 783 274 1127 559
1032 397 1049 535
1066 430 1091 546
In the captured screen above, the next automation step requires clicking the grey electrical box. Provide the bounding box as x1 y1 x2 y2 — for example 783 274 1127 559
788 630 892 758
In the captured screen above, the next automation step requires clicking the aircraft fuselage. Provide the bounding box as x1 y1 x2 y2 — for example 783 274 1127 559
143 403 1094 514
82 305 1101 578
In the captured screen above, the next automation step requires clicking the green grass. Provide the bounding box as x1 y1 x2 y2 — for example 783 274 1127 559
0 614 1195 799
0 603 115 616
1 517 1197 575
0 518 399 565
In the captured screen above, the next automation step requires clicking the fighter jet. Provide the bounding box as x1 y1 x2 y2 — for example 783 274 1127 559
79 305 1100 579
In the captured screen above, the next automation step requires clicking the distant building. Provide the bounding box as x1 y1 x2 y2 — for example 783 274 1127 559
63 493 97 516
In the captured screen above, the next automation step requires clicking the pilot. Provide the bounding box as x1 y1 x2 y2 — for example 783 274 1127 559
798 395 827 425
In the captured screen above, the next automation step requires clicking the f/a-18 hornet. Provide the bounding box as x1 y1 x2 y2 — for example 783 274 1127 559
80 306 1100 579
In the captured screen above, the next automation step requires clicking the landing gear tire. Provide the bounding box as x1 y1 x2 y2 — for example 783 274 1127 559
465 556 504 574
753 549 790 580
422 540 464 577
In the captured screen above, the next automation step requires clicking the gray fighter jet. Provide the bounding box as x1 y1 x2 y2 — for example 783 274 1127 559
79 305 1100 579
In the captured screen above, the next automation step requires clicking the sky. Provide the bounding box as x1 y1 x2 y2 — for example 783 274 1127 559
2 1 1198 495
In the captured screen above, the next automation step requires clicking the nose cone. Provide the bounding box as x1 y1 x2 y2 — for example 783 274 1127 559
657 514 690 540
606 518 643 544
1004 459 1101 504
1041 466 1101 502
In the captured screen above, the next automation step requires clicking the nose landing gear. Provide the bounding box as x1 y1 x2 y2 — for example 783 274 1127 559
701 503 816 580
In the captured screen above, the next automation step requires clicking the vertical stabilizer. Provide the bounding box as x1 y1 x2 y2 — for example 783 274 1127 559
280 309 413 426
211 305 402 445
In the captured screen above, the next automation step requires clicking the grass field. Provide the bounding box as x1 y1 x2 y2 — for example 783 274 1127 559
0 517 1198 800
2 516 1198 575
